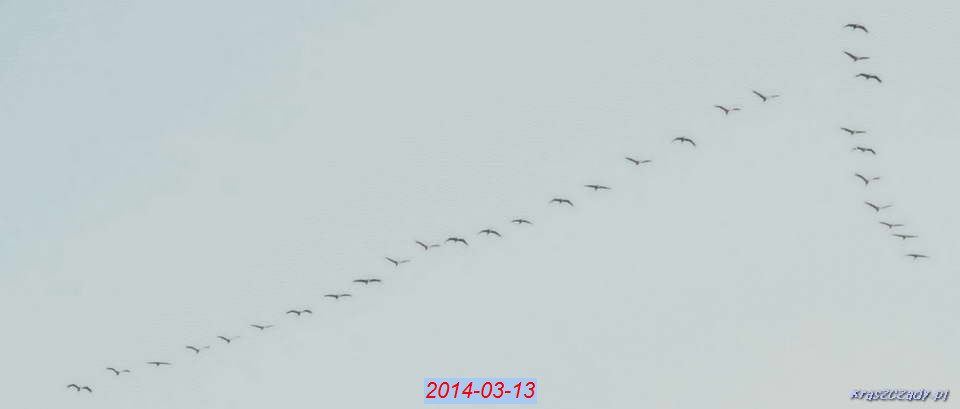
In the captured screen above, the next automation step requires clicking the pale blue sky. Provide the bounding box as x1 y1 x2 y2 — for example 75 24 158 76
1 1 957 408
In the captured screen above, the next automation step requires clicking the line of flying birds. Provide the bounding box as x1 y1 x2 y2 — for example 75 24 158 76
838 22 930 261
65 21 930 397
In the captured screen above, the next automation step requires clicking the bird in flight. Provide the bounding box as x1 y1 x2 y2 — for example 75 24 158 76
445 237 469 246
906 253 929 260
841 127 866 135
385 257 410 267
845 23 868 33
185 345 210 354
354 278 382 285
105 367 130 376
714 105 741 115
856 73 882 83
549 198 574 206
864 201 893 212
893 234 918 240
324 293 352 300
843 51 870 62
672 137 696 147
286 309 313 316
146 361 172 367
625 157 652 166
511 218 533 225
854 173 880 186
479 229 502 237
852 146 877 155
250 324 273 331
879 221 904 229
751 90 780 102
415 241 440 250
217 335 239 344
67 384 93 393
584 184 611 191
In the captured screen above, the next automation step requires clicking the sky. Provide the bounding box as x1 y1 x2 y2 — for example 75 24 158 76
1 0 958 408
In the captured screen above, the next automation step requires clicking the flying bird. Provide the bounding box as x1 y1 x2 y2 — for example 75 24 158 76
864 201 893 212
843 51 870 62
445 237 469 246
511 218 533 225
146 362 172 367
185 345 210 354
879 222 904 229
286 309 313 316
856 73 882 83
751 90 780 102
845 23 868 33
906 253 929 260
67 384 92 393
217 335 239 344
549 198 574 206
105 367 130 376
893 234 918 240
625 157 652 165
415 241 440 250
854 173 880 186
385 257 410 267
852 146 877 155
841 127 866 135
672 137 696 147
714 105 741 115
325 294 352 299
353 279 370 285
584 184 611 191
250 324 273 331
479 229 502 237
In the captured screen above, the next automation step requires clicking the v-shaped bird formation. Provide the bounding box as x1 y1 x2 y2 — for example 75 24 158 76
63 20 933 399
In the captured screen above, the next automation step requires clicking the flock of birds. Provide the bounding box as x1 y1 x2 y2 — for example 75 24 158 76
64 22 929 398
839 23 930 261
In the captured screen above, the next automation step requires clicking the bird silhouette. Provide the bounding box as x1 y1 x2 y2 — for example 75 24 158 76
511 218 533 225
893 234 918 240
217 335 239 344
841 127 866 135
445 237 469 246
479 229 502 237
625 157 653 165
385 257 410 267
906 253 929 260
324 294 352 299
415 241 440 250
672 137 696 147
250 324 273 331
105 367 130 376
852 146 877 155
584 184 611 191
843 51 870 61
856 73 882 83
67 384 92 393
879 222 904 229
286 309 312 316
854 173 880 186
845 23 868 33
865 201 893 212
353 279 370 285
751 90 780 102
146 361 172 367
185 345 210 354
549 198 574 206
714 105 741 115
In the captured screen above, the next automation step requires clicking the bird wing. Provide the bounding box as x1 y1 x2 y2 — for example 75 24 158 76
68 384 80 390
416 241 428 250
752 90 765 100
855 173 869 184
844 51 856 59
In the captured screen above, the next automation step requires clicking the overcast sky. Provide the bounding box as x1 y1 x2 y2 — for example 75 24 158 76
1 0 958 408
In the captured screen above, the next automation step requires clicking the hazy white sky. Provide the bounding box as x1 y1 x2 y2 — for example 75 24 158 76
1 1 958 408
